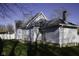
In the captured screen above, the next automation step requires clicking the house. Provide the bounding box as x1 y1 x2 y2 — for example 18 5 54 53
15 11 79 47
0 10 79 47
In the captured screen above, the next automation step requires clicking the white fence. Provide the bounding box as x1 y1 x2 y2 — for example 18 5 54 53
0 34 15 39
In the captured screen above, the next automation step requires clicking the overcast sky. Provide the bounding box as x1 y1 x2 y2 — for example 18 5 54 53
0 3 79 25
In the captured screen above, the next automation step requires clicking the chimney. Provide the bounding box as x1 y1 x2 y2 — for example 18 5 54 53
63 10 67 21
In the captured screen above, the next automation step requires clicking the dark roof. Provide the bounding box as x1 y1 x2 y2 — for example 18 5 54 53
46 19 65 27
65 21 77 25
45 18 78 28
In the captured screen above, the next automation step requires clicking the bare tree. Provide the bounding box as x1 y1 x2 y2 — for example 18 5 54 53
7 24 14 34
15 20 23 29
0 3 31 18
52 8 69 21
0 3 33 56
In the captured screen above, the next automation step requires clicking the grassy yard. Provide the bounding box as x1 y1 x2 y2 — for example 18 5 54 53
2 40 27 56
1 39 79 56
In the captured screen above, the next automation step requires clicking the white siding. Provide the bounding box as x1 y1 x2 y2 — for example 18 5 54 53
59 27 64 46
16 29 23 39
77 35 79 43
33 27 42 41
16 29 30 40
59 27 78 44
45 27 59 43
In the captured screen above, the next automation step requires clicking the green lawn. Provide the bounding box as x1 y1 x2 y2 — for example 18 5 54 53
3 40 27 56
1 40 79 56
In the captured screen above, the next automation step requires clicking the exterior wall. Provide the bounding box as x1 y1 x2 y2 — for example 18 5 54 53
16 29 23 39
45 27 59 43
77 30 79 43
16 28 41 41
77 36 79 43
27 29 34 41
59 27 64 46
16 29 29 40
59 27 78 46
32 27 42 41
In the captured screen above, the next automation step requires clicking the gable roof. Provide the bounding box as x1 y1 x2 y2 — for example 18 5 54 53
25 12 48 29
15 12 48 29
